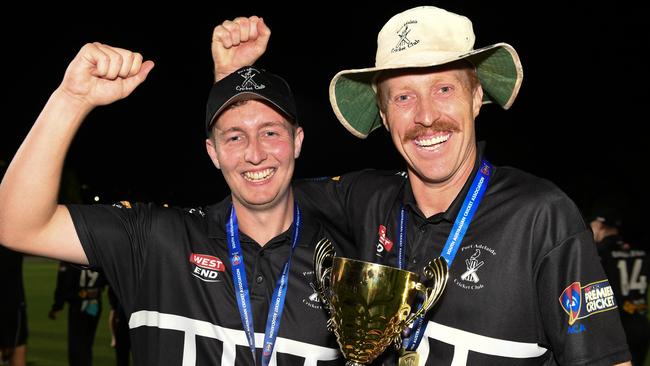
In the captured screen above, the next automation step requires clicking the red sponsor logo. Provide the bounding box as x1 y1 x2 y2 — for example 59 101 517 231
378 225 394 252
189 253 225 271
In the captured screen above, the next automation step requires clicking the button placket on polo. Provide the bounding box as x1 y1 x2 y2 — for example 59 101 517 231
253 248 266 287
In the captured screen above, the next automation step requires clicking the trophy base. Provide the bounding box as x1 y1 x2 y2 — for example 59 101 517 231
345 362 365 366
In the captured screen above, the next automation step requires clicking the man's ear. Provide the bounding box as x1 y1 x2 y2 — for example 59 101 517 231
380 109 390 132
205 138 221 170
473 84 484 118
377 91 390 132
293 126 305 159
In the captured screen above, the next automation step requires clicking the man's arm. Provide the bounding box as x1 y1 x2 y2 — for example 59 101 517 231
0 43 153 264
212 15 270 82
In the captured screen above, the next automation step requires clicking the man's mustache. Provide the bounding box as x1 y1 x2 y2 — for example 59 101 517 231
404 120 460 141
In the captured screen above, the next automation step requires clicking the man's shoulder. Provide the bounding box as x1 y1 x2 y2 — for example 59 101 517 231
82 200 217 228
492 165 588 236
493 165 570 203
295 168 407 189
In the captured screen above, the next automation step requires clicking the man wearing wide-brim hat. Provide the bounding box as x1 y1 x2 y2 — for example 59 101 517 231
213 5 632 366
329 6 522 139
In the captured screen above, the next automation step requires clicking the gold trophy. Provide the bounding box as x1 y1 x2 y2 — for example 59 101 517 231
313 239 448 366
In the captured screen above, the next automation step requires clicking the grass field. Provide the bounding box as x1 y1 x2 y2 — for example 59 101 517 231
22 257 116 366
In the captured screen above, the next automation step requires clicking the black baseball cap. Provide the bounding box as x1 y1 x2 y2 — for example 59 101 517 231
589 207 623 229
586 197 624 229
205 66 298 136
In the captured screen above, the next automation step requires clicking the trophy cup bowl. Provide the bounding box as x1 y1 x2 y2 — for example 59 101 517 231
313 239 448 366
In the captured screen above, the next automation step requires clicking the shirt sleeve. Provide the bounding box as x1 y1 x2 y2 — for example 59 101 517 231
293 173 359 249
535 199 631 365
66 202 154 313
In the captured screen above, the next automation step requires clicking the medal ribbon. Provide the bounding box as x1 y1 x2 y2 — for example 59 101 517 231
227 203 302 365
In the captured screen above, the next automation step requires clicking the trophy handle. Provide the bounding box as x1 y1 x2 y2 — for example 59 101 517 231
312 238 335 322
406 256 449 325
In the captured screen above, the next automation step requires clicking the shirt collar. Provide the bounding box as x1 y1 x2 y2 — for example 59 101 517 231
206 195 309 248
402 141 488 223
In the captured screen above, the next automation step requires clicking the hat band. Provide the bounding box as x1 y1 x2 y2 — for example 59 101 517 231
376 50 468 69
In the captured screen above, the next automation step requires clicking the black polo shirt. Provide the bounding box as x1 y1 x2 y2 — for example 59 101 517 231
294 145 631 366
68 197 345 365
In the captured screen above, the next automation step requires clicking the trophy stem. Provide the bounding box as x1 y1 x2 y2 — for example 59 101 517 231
345 362 365 366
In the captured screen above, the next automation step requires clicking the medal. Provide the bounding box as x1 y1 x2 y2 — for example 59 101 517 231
398 350 419 366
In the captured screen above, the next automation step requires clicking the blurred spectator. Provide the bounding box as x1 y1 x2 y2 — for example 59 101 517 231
1 160 27 366
0 246 27 366
590 205 649 366
48 262 106 366
107 286 130 366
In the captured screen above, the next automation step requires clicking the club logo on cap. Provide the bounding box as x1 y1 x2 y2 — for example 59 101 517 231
236 67 266 91
391 20 420 53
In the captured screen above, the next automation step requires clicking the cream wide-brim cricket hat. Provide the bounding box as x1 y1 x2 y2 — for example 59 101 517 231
329 6 524 138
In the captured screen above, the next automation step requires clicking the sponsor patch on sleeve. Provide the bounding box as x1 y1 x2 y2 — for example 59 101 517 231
112 200 132 209
559 280 617 326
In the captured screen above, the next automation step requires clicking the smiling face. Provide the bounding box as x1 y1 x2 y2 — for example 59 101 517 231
377 63 483 187
205 99 303 212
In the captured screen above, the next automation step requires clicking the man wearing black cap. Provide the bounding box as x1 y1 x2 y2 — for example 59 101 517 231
0 37 348 364
590 209 649 366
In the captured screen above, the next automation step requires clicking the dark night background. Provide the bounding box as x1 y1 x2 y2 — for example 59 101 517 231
1 2 647 243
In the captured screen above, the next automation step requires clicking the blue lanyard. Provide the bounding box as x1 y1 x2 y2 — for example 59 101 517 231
398 206 408 270
226 203 301 365
400 160 492 350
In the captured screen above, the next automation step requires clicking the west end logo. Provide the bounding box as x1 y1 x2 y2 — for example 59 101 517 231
391 20 420 53
189 253 225 282
236 68 266 91
453 244 497 291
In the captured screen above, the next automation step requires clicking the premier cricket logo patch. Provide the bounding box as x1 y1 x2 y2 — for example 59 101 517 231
559 280 617 326
190 253 225 282
559 282 582 325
